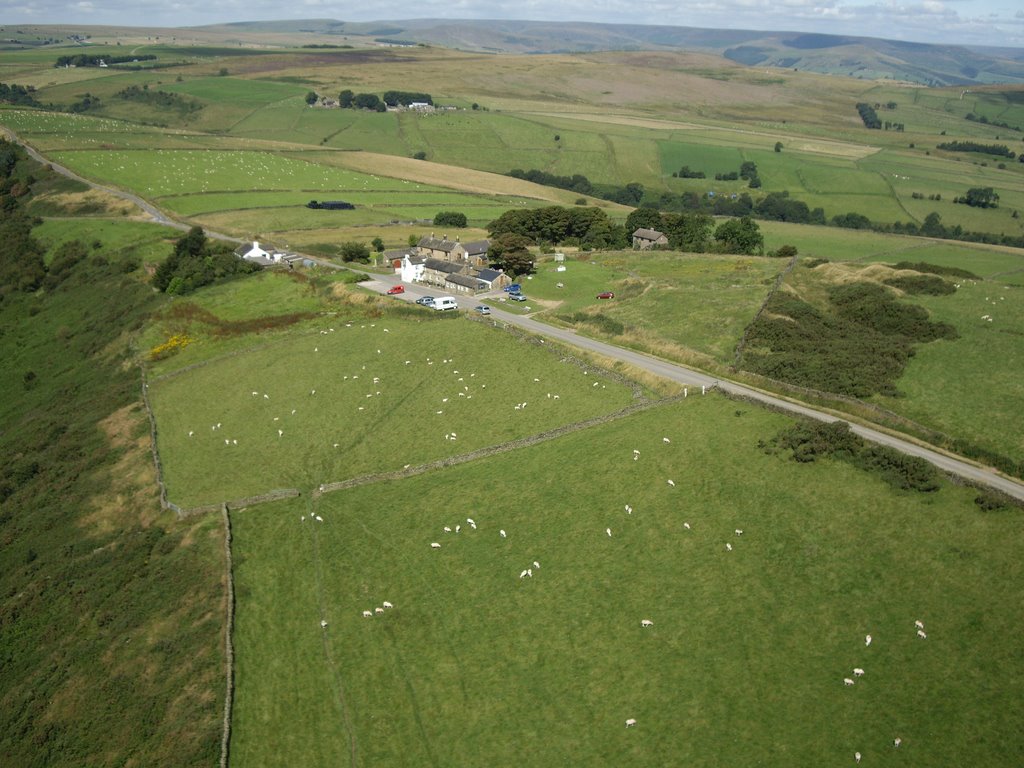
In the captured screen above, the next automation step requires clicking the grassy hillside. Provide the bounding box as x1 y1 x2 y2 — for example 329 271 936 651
0 150 224 765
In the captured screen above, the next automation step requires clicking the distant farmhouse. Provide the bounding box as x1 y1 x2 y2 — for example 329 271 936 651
234 240 310 269
632 228 668 250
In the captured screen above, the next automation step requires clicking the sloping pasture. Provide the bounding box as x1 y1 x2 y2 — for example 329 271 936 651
230 394 1024 767
148 315 638 508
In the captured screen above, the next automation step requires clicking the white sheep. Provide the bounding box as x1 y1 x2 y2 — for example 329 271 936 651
625 718 636 727
683 522 691 530
663 437 671 443
641 619 653 628
606 528 612 537
375 607 384 614
362 610 372 618
443 526 452 533
844 678 855 686
853 668 864 677
726 543 732 551
917 629 927 639
431 542 441 549
915 620 924 629
893 737 901 748
533 561 540 569
520 570 528 579
315 515 323 522
382 601 393 609
500 530 506 538
855 752 861 764
667 479 675 487
735 529 743 536
865 634 872 646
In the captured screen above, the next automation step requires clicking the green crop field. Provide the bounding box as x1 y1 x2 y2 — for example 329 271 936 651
229 395 1024 767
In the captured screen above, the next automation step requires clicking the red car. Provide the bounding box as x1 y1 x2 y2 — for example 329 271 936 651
386 285 405 295
596 291 615 299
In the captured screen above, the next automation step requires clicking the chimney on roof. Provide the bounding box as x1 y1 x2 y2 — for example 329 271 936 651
253 240 259 250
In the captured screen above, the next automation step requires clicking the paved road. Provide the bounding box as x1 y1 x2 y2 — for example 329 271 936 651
371 277 1024 502
9 129 1021 501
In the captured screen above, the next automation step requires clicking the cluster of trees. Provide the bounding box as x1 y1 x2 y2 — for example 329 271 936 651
488 206 623 249
504 168 645 206
625 207 763 254
67 92 100 113
937 141 1016 159
856 102 881 129
382 91 432 106
965 112 1021 132
508 168 594 194
674 166 705 179
115 85 201 116
336 90 386 111
152 227 260 295
0 82 40 107
54 54 156 68
433 211 467 228
331 90 433 111
953 187 999 208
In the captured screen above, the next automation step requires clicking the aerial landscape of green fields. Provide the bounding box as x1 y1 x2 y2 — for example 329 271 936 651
1 12 1023 767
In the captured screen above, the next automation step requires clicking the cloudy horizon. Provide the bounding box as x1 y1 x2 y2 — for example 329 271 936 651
3 1 1023 48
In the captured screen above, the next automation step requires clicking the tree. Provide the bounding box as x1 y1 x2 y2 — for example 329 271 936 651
412 151 427 160
371 237 385 253
433 211 467 228
663 211 712 252
338 89 354 108
339 241 370 263
305 91 318 106
487 232 534 275
774 142 783 152
713 216 764 255
625 207 663 234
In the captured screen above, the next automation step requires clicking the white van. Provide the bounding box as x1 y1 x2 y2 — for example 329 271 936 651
432 296 458 311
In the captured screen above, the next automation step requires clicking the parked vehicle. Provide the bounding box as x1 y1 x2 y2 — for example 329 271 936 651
509 293 527 302
386 285 405 295
415 296 435 306
504 284 522 294
432 296 458 311
474 305 491 315
596 291 615 299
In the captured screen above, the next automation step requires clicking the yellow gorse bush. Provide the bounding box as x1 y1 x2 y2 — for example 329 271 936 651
149 334 194 361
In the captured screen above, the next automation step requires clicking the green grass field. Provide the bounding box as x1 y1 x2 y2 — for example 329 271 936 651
148 312 638 508
230 394 1024 767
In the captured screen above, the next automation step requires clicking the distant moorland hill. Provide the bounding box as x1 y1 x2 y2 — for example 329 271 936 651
204 18 1024 87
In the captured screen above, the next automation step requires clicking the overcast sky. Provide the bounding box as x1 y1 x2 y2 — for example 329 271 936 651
5 0 1023 48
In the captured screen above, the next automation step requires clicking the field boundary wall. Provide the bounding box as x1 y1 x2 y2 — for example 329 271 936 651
312 393 685 499
220 503 235 768
733 251 800 366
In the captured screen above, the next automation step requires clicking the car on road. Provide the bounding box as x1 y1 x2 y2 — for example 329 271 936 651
596 291 615 299
386 285 405 295
474 305 491 315
415 296 435 306
509 293 527 302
